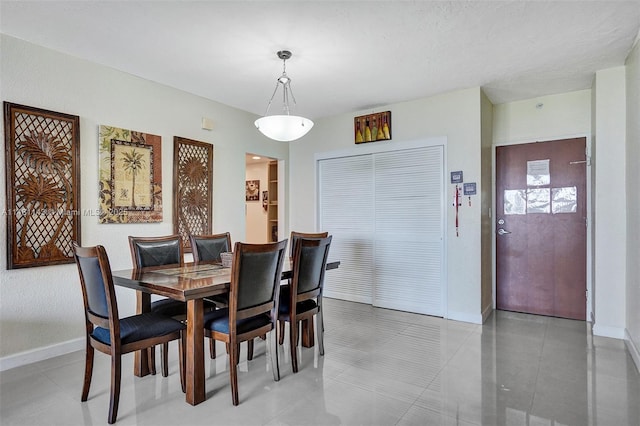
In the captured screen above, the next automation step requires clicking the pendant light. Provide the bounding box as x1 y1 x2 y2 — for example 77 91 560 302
254 50 314 142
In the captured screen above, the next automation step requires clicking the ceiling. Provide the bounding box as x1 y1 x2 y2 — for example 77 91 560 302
2 1 639 120
245 153 274 164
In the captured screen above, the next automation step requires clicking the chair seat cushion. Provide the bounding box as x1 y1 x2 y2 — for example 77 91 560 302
278 285 318 320
203 308 272 335
92 313 185 345
151 298 217 317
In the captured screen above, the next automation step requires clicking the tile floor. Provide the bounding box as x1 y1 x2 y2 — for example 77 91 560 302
1 298 639 426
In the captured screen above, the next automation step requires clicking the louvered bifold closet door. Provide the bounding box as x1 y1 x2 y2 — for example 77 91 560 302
372 146 444 316
318 145 444 315
319 155 374 304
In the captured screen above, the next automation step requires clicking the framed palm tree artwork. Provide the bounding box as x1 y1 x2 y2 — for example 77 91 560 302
98 125 162 224
3 102 80 269
111 140 154 211
173 136 213 252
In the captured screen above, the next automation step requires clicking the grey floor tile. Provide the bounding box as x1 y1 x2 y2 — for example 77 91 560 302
1 299 639 426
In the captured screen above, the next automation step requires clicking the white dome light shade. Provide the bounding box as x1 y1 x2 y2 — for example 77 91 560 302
254 115 314 142
255 50 314 142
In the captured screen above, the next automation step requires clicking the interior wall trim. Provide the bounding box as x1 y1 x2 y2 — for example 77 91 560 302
0 337 84 372
625 329 640 373
447 310 483 325
481 305 493 323
593 323 626 339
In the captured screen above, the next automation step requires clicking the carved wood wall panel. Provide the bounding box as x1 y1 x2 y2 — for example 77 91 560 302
173 137 213 252
4 102 81 269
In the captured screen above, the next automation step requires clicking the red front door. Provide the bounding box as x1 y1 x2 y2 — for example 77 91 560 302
496 138 587 320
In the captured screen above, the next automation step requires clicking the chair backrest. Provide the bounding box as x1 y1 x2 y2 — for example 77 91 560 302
128 234 184 269
190 232 232 263
289 231 329 258
73 243 119 340
291 236 332 299
229 240 287 322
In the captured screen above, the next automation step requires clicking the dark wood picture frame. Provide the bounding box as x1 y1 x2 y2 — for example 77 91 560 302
354 111 391 144
245 180 260 201
4 102 81 269
173 136 213 253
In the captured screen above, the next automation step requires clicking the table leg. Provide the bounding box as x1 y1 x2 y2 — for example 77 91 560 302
185 298 205 405
301 317 315 348
134 291 151 377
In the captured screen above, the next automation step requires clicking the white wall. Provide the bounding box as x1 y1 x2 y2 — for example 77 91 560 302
493 90 591 145
0 35 289 367
625 39 640 369
245 162 269 243
289 87 484 323
593 67 627 338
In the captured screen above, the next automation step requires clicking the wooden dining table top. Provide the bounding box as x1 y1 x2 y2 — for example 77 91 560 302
112 260 341 301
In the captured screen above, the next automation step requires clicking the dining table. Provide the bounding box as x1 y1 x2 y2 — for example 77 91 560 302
112 259 339 406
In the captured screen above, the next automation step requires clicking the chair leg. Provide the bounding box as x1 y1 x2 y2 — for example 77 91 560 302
209 338 216 359
161 342 169 377
278 320 285 345
108 353 122 424
147 348 156 376
270 329 280 382
179 333 186 393
229 340 240 406
290 318 299 373
81 341 94 401
317 311 325 356
247 339 254 361
301 318 314 347
148 346 157 375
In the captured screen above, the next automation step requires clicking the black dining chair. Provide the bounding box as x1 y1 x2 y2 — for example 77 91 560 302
190 232 232 359
278 231 329 346
190 232 232 265
289 231 329 258
202 239 287 405
278 235 332 373
128 234 216 376
73 243 185 424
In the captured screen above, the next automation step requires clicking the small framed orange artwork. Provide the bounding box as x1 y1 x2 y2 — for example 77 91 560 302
354 111 391 144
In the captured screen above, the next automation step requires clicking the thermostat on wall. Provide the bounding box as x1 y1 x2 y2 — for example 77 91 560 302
463 182 477 195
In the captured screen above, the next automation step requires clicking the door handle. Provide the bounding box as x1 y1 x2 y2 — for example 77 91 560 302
497 228 511 235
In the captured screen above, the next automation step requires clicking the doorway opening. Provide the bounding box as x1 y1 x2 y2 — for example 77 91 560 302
245 153 279 243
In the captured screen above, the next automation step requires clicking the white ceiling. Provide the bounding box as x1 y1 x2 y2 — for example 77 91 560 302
2 1 639 120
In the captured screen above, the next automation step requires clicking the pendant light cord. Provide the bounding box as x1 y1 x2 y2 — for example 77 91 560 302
262 56 298 117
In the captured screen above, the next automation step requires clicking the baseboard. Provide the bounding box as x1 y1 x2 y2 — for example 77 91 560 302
446 310 483 325
625 329 640 374
0 337 84 372
592 323 626 339
481 304 493 323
